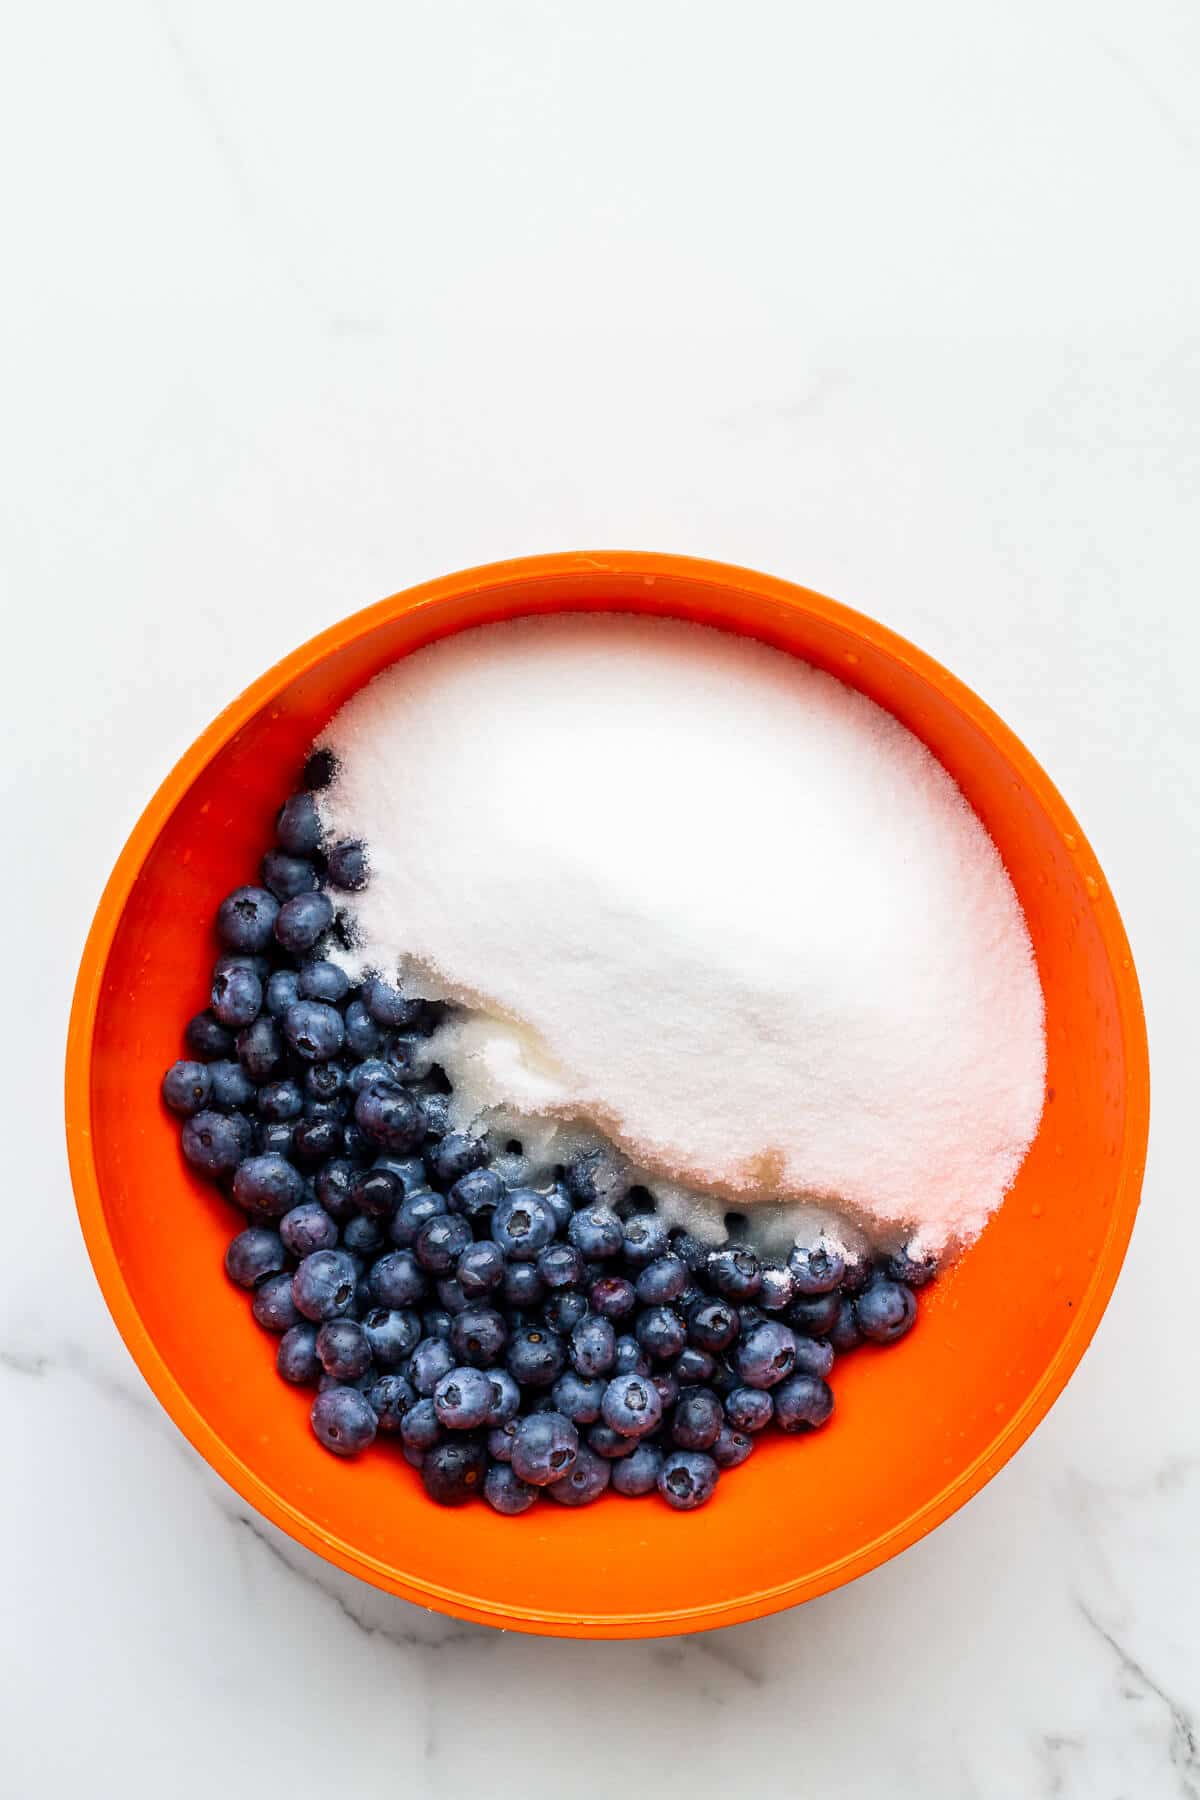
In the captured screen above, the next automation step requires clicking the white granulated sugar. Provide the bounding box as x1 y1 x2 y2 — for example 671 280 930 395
317 613 1046 1256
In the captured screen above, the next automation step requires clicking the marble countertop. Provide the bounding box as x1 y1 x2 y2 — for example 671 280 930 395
4 1 1198 1794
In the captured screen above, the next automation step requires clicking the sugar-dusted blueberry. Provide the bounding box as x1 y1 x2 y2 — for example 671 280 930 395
298 959 350 1004
216 885 279 954
400 1396 442 1455
252 1271 303 1332
491 1189 555 1262
548 1444 611 1506
162 1060 212 1116
224 1227 286 1289
537 1243 585 1290
670 1230 712 1275
773 1373 835 1432
277 1323 321 1386
635 1255 688 1306
367 1372 416 1432
570 1314 616 1378
433 1365 494 1430
232 1153 304 1219
707 1246 762 1301
567 1206 623 1260
658 1449 719 1511
236 1015 284 1081
734 1319 797 1389
671 1386 723 1450
856 1279 918 1344
787 1242 846 1296
758 1265 795 1312
484 1461 539 1515
316 1318 371 1380
506 1323 565 1389
326 839 367 891
181 1109 245 1176
611 1442 663 1496
564 1149 622 1207
601 1371 663 1439
511 1411 578 1487
303 747 337 791
276 792 322 857
620 1212 670 1268
409 1335 456 1396
885 1245 937 1288
786 1291 842 1337
422 1438 487 1506
311 1385 376 1457
635 1305 686 1363
292 1248 358 1322
355 1080 422 1152
184 1010 235 1061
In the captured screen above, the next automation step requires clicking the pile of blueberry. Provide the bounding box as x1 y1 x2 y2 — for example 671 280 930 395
162 752 928 1513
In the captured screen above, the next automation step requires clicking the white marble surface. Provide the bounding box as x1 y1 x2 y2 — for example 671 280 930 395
3 1 1199 1793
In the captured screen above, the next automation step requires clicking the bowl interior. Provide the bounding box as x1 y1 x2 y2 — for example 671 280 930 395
69 556 1147 1635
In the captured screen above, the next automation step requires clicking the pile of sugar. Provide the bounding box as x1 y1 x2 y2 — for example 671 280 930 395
316 613 1045 1256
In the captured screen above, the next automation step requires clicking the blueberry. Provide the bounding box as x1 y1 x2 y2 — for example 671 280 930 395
423 1132 485 1187
734 1319 797 1389
207 1059 255 1110
635 1255 688 1306
391 1187 448 1247
787 1243 846 1296
257 1079 304 1122
162 1060 212 1116
725 1386 774 1432
305 1062 345 1103
236 1016 284 1081
669 1230 712 1275
436 1278 469 1319
587 1422 637 1459
620 1213 670 1268
541 1183 575 1234
260 849 319 902
276 1203 334 1260
347 1167 402 1222
362 976 423 1028
884 1246 937 1289
210 962 262 1030
275 891 334 955
277 1323 321 1385
786 1291 842 1337
303 747 337 791
587 1276 634 1322
260 974 298 1024
653 1370 681 1411
326 839 367 891
293 1116 343 1163
310 1384 376 1456
758 1265 795 1312
414 1214 472 1274
484 1461 539 1515
564 1150 621 1207
537 1243 585 1290
840 1256 872 1296
773 1373 835 1432
488 1420 519 1463
567 1207 623 1260
570 1315 617 1378
613 1334 652 1376
276 792 322 857
400 1396 442 1454
367 1372 417 1432
184 1010 235 1060
544 1291 589 1334
828 1298 862 1352
315 1159 358 1223
433 1365 494 1429
279 999 342 1064
181 1110 246 1176
345 1058 394 1097
298 959 350 1004
671 1386 723 1450
491 1190 556 1262
503 1262 545 1310
686 1297 740 1355
342 1214 384 1257
368 1248 426 1309
455 1240 504 1300
506 1324 565 1388
856 1280 918 1344
224 1227 286 1289
422 1438 487 1506
657 1450 719 1511
316 1318 372 1380
713 1424 754 1469
673 1346 717 1386
601 1372 663 1439
450 1305 508 1367
707 1246 762 1301
256 1119 296 1158
434 1170 492 1230
611 1442 663 1496
409 1335 456 1395
548 1444 611 1506
292 1249 358 1321
216 886 280 954
355 1081 422 1152
384 1033 425 1082
552 1371 606 1425
232 1153 304 1219
511 1411 579 1487
635 1305 686 1363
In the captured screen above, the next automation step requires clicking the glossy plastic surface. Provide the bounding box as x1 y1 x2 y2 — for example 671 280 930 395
65 552 1148 1637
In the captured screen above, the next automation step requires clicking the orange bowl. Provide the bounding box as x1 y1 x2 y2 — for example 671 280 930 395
65 551 1148 1638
